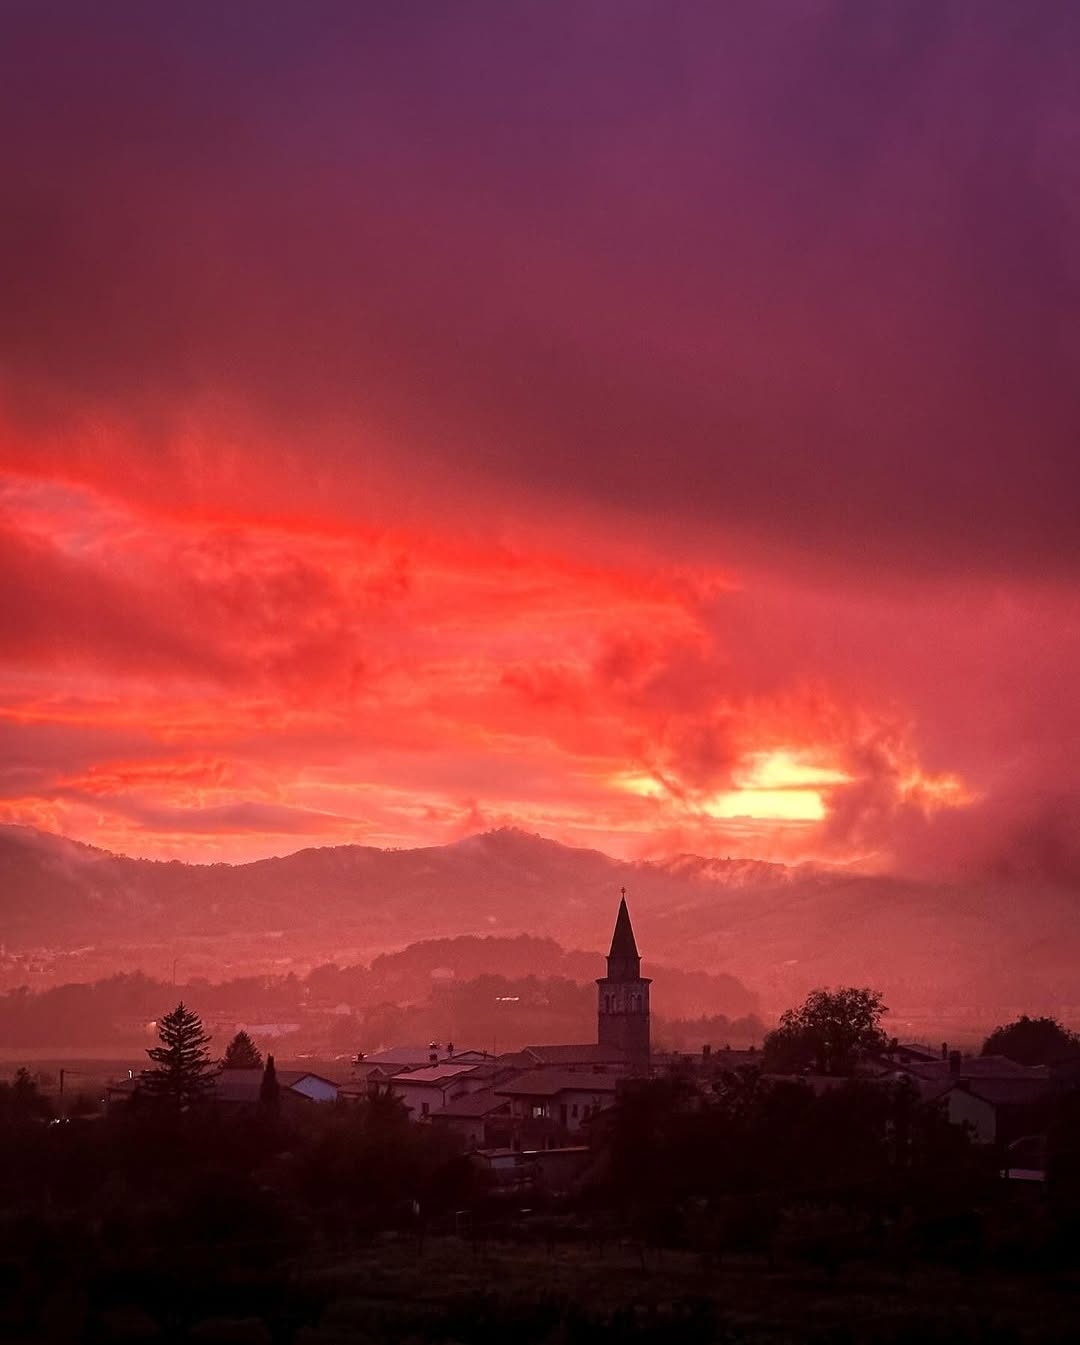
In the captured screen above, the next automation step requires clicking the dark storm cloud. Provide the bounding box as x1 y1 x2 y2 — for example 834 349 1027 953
2 1 1078 576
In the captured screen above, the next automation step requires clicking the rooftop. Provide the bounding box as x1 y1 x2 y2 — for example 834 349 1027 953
496 1069 621 1098
391 1063 479 1085
946 1076 1054 1107
519 1044 629 1067
898 1054 1048 1080
218 1068 338 1088
432 1088 510 1118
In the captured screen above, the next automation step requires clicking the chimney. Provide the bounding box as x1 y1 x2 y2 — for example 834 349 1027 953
949 1050 962 1075
941 1041 948 1060
428 1041 439 1065
702 1044 712 1060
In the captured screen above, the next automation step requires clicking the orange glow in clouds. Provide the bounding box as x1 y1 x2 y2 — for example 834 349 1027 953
0 443 972 866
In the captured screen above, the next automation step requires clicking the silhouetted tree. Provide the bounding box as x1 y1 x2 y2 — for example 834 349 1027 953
0 1067 53 1124
222 1029 263 1070
764 987 888 1075
140 1002 219 1109
982 1014 1080 1066
259 1053 280 1109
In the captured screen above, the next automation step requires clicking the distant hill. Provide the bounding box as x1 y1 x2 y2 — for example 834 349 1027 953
2 824 1078 1021
0 824 784 961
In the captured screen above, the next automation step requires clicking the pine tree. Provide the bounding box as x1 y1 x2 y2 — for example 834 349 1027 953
259 1053 280 1109
140 1002 219 1109
222 1029 263 1070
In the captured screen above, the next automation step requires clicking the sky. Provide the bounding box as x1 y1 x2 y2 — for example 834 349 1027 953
1 1 1079 878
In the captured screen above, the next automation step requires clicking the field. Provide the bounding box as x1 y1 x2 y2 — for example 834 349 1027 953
36 1232 1079 1344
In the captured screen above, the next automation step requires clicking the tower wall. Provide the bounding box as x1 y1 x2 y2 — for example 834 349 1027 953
596 975 651 1066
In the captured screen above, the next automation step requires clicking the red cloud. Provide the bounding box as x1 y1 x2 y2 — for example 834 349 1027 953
2 5 1078 871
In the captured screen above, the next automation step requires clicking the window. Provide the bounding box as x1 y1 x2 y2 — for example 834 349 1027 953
421 1101 430 1116
531 1102 548 1119
571 1104 578 1118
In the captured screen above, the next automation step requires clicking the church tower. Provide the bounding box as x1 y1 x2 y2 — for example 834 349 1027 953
596 889 651 1070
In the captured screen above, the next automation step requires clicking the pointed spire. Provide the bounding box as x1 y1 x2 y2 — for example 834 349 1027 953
608 888 640 961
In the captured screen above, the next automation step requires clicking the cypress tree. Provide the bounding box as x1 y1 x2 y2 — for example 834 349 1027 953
140 1002 219 1109
259 1053 280 1110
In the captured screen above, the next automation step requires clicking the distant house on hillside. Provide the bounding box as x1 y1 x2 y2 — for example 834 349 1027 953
231 1022 302 1040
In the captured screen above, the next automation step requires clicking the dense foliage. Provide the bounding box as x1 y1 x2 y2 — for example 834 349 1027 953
0 1067 52 1125
763 986 888 1075
982 1014 1080 1066
1 1058 1077 1342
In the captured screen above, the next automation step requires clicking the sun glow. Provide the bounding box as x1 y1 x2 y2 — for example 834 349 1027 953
702 788 826 822
614 748 851 824
735 750 851 792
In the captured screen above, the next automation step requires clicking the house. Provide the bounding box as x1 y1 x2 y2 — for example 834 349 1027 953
941 1076 1053 1146
883 1052 1049 1101
506 1043 630 1071
106 1068 340 1111
351 1045 453 1085
429 1087 511 1149
215 1069 340 1105
351 1044 497 1087
390 1061 504 1120
495 1068 620 1143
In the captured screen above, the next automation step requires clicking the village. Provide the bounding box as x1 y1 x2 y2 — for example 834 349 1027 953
7 900 1080 1342
95 894 1065 1190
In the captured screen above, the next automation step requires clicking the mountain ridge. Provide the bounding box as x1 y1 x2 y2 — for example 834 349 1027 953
3 823 1078 1023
